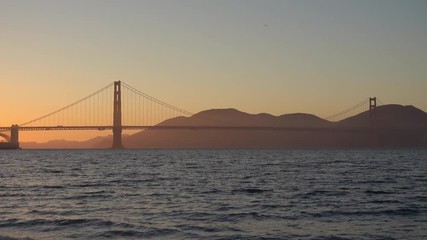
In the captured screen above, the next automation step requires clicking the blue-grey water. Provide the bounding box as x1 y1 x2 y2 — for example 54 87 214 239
0 149 426 240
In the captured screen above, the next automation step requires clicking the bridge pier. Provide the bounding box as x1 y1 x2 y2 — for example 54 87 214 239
112 81 124 149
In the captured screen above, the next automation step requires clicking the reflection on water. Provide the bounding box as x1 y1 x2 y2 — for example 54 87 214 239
0 149 426 239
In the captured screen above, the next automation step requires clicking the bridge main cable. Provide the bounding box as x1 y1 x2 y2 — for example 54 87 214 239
324 98 370 122
121 82 193 116
20 83 114 126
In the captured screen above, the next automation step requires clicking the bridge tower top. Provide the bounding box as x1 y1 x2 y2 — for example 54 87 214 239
369 97 377 110
369 97 377 124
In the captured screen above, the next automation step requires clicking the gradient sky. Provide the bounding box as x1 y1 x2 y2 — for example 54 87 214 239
1 0 427 142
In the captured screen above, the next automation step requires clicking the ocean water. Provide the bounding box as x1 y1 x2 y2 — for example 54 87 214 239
0 149 426 240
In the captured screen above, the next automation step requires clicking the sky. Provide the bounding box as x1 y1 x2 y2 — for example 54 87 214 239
1 0 426 142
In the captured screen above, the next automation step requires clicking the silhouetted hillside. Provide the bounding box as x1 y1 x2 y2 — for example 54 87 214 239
158 108 331 127
125 108 333 148
337 104 427 128
22 135 115 149
125 105 427 148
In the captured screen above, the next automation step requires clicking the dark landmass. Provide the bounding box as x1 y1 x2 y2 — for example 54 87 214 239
22 104 427 149
21 135 123 149
0 142 20 149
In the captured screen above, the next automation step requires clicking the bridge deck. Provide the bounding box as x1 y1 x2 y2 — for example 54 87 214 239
1 125 426 133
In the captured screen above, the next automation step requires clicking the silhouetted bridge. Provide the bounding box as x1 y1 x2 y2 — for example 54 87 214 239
1 81 423 149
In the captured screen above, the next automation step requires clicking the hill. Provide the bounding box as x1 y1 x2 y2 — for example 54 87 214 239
124 105 427 148
21 135 115 149
123 108 334 148
158 108 331 127
337 104 427 128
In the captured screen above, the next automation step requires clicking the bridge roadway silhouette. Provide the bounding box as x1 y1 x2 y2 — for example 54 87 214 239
1 125 422 132
1 81 423 149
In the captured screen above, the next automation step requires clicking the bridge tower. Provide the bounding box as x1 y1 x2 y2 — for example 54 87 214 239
369 97 377 124
11 124 19 148
112 81 124 149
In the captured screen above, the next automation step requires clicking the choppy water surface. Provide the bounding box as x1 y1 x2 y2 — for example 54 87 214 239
0 149 426 239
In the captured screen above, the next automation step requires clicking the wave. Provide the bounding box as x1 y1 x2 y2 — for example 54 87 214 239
42 169 64 174
96 228 182 238
365 189 395 195
42 185 65 189
215 212 273 222
309 234 398 240
205 235 285 240
0 218 133 228
309 236 351 240
175 224 224 233
368 199 401 204
231 188 271 194
201 189 222 194
294 190 348 198
71 183 110 188
309 207 420 218
0 236 33 240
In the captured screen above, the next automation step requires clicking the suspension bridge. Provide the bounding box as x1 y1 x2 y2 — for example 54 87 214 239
0 81 384 149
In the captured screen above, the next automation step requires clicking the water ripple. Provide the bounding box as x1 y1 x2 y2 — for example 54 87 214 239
0 149 426 239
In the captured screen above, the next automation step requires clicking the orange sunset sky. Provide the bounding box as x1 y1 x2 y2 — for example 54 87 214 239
1 0 426 142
